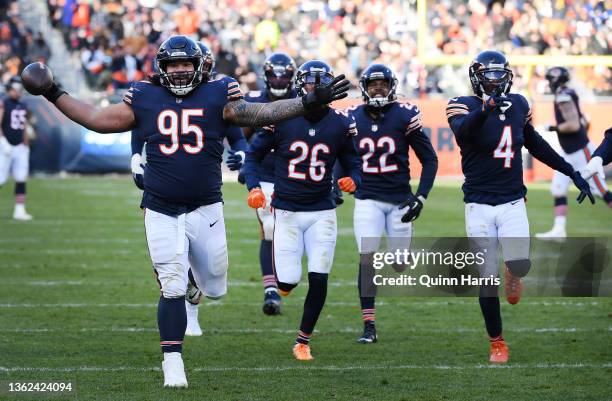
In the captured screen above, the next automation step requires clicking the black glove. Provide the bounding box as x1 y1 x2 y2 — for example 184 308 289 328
399 194 425 223
301 74 350 110
483 95 506 113
572 171 595 204
226 149 245 171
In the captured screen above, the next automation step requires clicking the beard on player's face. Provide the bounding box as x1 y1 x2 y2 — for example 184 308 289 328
366 80 390 99
166 61 196 86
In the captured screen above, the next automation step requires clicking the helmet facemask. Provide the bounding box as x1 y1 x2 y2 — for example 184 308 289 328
265 64 295 97
157 56 204 96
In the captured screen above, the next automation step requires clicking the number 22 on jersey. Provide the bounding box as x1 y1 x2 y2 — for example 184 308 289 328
157 109 204 155
493 126 514 168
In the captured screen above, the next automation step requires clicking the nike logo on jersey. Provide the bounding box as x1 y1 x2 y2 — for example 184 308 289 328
210 220 219 227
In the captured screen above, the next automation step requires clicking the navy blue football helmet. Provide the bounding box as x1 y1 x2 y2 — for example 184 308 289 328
196 42 215 82
263 53 296 98
294 60 334 97
545 66 570 93
156 35 203 96
469 50 513 97
359 64 398 108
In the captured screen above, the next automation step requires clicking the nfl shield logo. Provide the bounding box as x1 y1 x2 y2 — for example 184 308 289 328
176 98 182 104
372 124 378 132
499 114 506 121
308 129 316 136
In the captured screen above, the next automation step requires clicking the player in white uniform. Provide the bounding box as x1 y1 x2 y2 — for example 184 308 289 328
0 77 33 221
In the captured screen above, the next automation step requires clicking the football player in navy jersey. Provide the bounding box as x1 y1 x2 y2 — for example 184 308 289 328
0 77 33 220
348 64 438 344
243 60 362 361
582 127 612 183
239 53 298 316
536 67 612 240
446 51 593 364
21 35 349 388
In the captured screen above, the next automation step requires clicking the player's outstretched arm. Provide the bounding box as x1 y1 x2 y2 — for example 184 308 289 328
21 63 135 133
223 75 350 127
524 123 594 204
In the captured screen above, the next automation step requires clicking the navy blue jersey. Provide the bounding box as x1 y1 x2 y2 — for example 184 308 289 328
1 97 28 145
593 127 612 165
349 103 437 204
124 76 243 215
553 87 589 153
243 89 298 183
447 93 573 205
244 108 362 211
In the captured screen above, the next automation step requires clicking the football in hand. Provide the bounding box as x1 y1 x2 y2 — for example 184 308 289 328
21 62 54 96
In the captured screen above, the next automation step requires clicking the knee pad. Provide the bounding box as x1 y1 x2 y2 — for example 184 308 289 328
277 281 297 296
155 263 187 298
506 259 531 278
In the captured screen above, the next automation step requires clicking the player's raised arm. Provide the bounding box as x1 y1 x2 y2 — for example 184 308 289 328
222 75 350 127
21 62 136 134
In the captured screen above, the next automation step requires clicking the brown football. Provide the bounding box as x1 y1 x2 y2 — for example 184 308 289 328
21 62 54 96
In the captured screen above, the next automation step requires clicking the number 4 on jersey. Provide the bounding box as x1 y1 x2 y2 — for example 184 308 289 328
494 125 514 168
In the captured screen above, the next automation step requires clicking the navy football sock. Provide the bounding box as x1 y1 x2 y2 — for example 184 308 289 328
479 296 502 339
260 240 277 290
357 263 376 323
297 273 328 344
158 296 186 353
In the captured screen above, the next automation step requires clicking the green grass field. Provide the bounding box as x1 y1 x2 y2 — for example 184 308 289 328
0 177 610 400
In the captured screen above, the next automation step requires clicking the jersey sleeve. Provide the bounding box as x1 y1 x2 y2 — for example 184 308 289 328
223 77 244 102
122 80 150 110
515 94 533 126
244 129 275 190
401 103 423 135
445 97 470 122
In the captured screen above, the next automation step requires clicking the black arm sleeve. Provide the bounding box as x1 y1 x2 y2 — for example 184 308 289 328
407 128 438 198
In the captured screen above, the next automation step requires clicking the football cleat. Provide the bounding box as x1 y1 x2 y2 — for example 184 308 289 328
162 352 188 388
13 205 32 221
292 343 314 361
504 267 523 305
489 339 509 363
185 301 202 337
357 321 377 344
535 227 566 242
262 290 282 316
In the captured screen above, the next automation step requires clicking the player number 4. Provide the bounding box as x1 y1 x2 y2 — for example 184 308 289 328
493 125 514 168
157 109 204 155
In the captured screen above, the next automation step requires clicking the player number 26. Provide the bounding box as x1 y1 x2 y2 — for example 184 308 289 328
288 141 330 182
157 109 204 155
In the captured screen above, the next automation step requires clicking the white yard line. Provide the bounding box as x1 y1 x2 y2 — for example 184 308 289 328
0 362 610 373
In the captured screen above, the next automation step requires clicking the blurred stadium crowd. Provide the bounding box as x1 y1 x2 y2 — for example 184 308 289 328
1 0 611 97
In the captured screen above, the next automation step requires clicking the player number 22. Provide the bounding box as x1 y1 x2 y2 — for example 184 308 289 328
288 141 330 182
157 109 204 155
493 125 514 168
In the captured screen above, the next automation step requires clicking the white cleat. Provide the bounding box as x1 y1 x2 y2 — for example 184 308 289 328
13 205 32 221
535 227 566 242
162 352 188 388
185 301 203 337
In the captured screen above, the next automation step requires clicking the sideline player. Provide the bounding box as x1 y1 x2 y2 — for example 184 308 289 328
536 67 612 240
0 77 33 220
243 60 362 361
131 42 247 337
446 51 593 364
240 53 298 316
349 64 438 343
21 35 349 387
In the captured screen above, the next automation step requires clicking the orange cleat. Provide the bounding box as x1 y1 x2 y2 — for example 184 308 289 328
292 343 314 361
278 288 291 297
504 267 523 305
489 339 509 363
